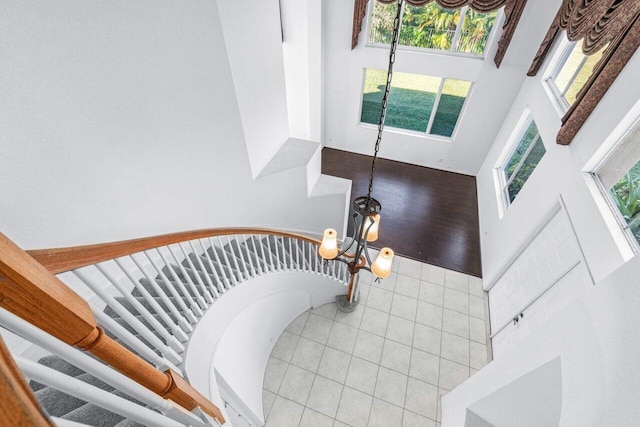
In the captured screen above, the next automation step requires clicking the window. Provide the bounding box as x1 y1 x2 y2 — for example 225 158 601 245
360 68 471 138
546 39 606 109
591 121 640 251
368 1 499 56
500 117 546 205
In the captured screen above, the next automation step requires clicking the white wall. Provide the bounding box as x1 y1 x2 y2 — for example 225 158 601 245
0 0 347 250
183 272 346 424
321 0 553 175
476 29 640 286
281 0 324 143
216 0 291 178
443 244 640 426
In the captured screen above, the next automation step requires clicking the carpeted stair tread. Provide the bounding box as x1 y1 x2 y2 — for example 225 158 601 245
114 419 146 427
75 372 115 392
262 236 297 269
35 387 88 417
205 247 243 278
229 239 268 273
160 265 200 298
106 315 166 344
63 402 126 426
30 356 85 391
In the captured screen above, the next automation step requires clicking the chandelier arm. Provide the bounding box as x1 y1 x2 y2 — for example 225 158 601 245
351 214 369 267
333 214 361 259
362 239 374 267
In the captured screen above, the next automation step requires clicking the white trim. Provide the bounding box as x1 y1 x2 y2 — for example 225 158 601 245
485 195 594 291
582 102 640 261
485 198 561 290
358 68 473 141
493 108 533 219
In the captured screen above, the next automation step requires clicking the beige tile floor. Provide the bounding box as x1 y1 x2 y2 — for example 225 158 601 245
262 256 491 427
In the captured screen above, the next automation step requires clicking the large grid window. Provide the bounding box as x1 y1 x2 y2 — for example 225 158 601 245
500 117 546 205
546 39 606 109
368 1 499 56
360 68 471 138
592 121 640 251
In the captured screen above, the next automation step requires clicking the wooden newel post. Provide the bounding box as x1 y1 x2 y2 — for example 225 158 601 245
0 333 52 426
0 233 225 424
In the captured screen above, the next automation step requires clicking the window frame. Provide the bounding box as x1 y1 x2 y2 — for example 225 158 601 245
496 114 546 211
544 38 584 112
585 115 640 258
357 67 474 141
364 0 502 59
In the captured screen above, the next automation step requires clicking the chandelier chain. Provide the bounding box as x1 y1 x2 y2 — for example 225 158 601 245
366 0 403 204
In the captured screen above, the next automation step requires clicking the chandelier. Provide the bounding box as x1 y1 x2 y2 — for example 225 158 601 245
319 0 403 312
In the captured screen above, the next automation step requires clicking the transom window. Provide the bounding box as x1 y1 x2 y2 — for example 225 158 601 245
368 1 499 56
591 120 640 251
500 117 546 205
546 39 606 109
360 68 471 138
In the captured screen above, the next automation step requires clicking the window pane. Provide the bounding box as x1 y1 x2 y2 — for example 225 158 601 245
564 46 605 104
361 69 440 133
400 3 459 50
552 43 584 94
455 9 498 54
430 79 471 137
507 137 546 202
608 160 640 245
369 1 397 45
504 120 539 181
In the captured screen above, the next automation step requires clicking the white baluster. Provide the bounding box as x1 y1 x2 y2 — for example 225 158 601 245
294 238 301 270
213 237 239 287
263 235 275 272
95 262 185 355
287 237 295 270
223 235 245 280
131 254 193 333
17 358 188 427
256 235 269 273
115 257 189 343
198 239 227 294
184 241 217 305
144 251 198 324
0 309 207 427
93 310 182 374
155 247 203 317
73 268 183 366
246 235 263 275
241 234 258 277
166 244 208 310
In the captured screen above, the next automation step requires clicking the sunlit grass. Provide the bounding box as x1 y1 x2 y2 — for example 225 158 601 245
361 69 469 136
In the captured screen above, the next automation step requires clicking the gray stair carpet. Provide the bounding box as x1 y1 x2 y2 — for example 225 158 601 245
26 236 329 425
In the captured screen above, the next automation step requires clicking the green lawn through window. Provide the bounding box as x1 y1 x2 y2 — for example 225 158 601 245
361 68 470 137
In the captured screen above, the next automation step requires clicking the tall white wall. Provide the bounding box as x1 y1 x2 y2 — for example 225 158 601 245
281 0 324 143
0 0 347 250
216 0 291 178
476 25 640 286
322 0 552 175
443 243 640 426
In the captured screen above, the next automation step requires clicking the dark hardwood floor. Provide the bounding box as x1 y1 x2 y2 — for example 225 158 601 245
322 148 482 278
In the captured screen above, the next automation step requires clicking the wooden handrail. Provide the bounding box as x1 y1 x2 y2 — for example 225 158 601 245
0 333 52 427
0 233 225 424
29 228 321 274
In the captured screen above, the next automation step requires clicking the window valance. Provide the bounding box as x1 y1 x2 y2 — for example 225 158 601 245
528 0 640 145
351 0 527 68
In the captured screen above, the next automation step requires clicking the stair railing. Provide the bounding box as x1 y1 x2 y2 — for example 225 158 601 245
0 228 349 426
0 232 226 425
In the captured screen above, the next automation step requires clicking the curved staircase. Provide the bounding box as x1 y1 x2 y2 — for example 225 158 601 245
0 229 350 426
